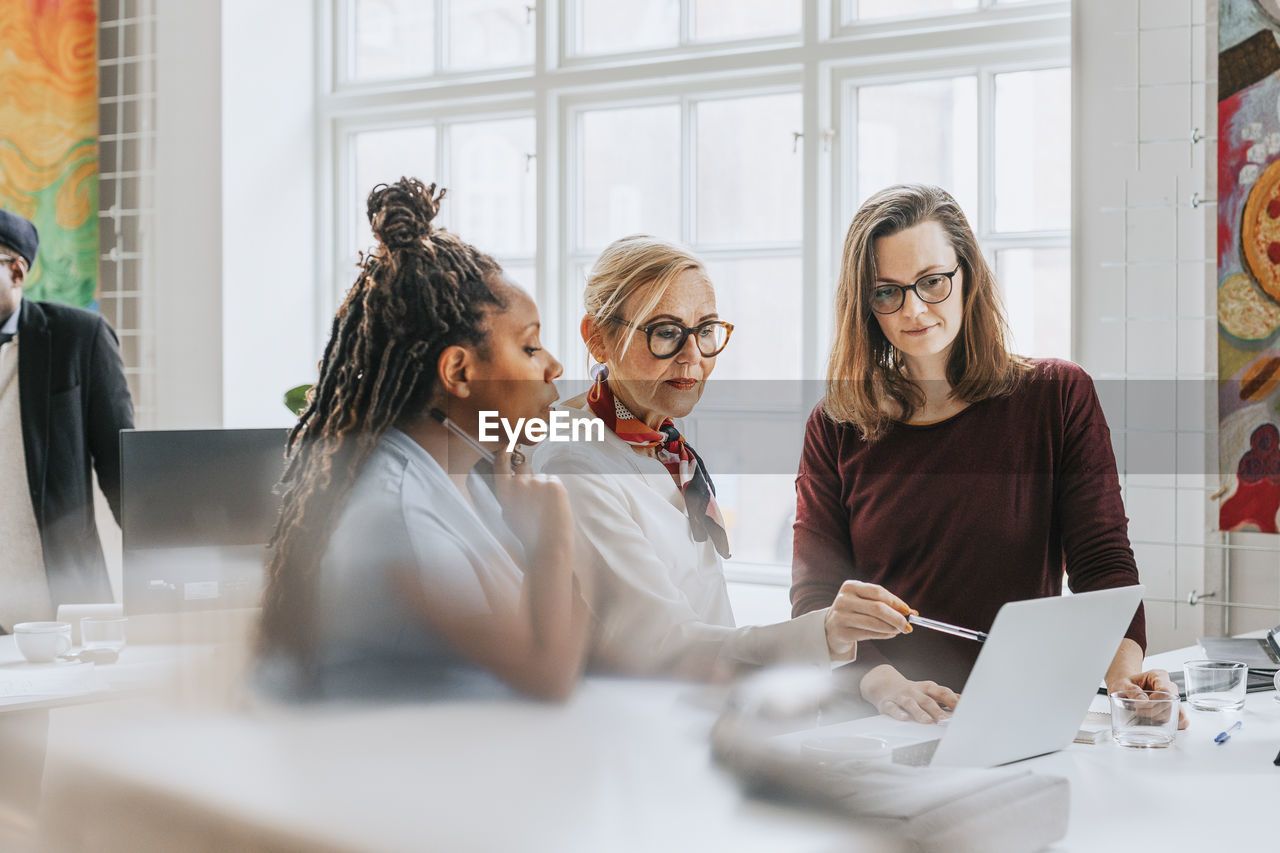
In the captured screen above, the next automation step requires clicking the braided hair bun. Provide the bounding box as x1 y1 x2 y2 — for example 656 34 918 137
368 178 443 251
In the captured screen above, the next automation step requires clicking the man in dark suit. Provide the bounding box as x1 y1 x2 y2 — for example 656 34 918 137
0 209 133 623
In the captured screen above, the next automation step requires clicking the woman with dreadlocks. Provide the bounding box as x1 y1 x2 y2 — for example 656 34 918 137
258 177 587 701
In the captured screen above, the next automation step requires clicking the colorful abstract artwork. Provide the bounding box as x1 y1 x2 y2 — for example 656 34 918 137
0 0 98 307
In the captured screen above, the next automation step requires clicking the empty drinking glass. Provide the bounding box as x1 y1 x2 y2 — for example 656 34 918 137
81 616 128 654
1109 690 1179 748
1182 660 1247 711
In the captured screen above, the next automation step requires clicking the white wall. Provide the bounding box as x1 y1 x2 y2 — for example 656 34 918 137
154 0 223 429
152 0 319 430
1074 0 1219 651
221 0 319 428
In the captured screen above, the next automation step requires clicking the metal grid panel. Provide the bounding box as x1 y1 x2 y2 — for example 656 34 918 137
98 0 156 427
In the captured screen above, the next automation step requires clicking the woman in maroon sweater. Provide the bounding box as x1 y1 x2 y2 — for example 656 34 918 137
792 184 1184 727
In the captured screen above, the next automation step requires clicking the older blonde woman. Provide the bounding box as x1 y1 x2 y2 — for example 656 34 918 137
537 235 910 679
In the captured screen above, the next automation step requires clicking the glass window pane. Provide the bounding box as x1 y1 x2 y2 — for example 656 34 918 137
711 468 798 568
856 77 977 218
677 393 802 565
693 0 800 42
714 473 800 567
445 0 534 70
699 257 803 403
499 262 535 295
851 0 977 22
696 93 802 245
578 0 679 55
994 68 1071 233
351 0 433 81
995 248 1071 359
579 104 681 249
563 262 595 380
353 127 437 256
448 118 536 256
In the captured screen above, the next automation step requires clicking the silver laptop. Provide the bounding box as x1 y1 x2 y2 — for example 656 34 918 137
796 585 1145 768
1197 625 1280 674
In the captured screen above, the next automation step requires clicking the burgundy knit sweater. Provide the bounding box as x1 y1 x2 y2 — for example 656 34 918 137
791 358 1145 691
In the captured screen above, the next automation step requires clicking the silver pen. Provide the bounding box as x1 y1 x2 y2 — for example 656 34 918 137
429 408 525 470
907 614 988 643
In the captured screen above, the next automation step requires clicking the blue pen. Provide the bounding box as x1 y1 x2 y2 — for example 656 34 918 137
1214 721 1242 744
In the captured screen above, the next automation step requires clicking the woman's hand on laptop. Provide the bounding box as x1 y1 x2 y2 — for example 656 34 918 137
860 664 960 724
824 580 913 661
1108 669 1189 730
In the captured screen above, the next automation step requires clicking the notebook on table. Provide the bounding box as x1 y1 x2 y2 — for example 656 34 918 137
1196 625 1280 675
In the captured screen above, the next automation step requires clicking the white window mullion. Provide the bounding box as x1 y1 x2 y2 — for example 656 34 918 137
682 95 696 246
434 0 447 76
559 103 582 373
542 97 569 370
679 0 693 46
438 119 451 210
977 66 995 244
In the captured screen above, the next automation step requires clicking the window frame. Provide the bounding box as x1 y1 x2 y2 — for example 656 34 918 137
319 0 1072 584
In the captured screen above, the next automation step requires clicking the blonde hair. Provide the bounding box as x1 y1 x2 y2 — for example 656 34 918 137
583 235 707 362
825 184 1030 441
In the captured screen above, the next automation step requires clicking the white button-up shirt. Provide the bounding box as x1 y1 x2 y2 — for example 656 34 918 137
536 402 829 679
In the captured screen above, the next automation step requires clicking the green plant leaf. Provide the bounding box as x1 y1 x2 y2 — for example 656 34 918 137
284 383 313 416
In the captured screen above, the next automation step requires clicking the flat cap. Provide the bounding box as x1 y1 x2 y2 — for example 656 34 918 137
0 209 38 267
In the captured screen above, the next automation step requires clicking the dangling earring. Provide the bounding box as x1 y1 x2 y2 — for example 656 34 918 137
588 361 609 401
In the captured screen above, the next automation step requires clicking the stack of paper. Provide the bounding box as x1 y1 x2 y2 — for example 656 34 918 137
0 661 103 700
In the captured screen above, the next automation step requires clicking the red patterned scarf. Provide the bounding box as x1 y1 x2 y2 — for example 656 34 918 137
587 376 730 558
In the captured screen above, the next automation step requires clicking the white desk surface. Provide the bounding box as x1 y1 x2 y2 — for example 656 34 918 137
1037 645 1279 851
777 645 1280 851
0 635 198 713
40 678 897 853
32 645 1280 853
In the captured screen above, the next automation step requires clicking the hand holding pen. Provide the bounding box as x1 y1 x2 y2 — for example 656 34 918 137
907 614 989 644
823 580 915 661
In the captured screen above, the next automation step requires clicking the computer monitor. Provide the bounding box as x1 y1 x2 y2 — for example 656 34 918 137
120 428 289 614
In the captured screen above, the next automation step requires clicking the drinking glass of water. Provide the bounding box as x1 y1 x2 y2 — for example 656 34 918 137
81 616 128 654
1182 660 1247 711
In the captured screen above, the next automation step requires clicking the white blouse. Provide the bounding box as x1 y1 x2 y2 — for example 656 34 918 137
311 428 524 699
535 402 829 679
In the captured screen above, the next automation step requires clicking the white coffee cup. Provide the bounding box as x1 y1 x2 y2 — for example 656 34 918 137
13 621 73 663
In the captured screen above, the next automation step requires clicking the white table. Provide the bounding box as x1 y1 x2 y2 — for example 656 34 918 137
0 635 206 843
1032 646 1279 850
30 646 1280 852
776 645 1279 851
38 679 899 853
0 635 193 713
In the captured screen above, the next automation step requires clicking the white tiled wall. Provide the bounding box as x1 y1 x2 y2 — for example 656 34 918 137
98 0 155 428
95 0 157 598
1077 0 1280 650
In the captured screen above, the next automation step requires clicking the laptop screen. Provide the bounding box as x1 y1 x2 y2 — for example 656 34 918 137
120 428 289 614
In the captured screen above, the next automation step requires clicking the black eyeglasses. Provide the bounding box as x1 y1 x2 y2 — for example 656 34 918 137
606 317 734 359
870 265 960 315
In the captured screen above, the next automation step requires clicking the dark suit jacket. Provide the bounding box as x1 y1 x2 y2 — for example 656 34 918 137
17 299 134 607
